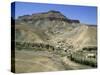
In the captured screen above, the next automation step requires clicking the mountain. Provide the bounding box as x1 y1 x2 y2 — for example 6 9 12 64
13 10 97 73
15 10 97 49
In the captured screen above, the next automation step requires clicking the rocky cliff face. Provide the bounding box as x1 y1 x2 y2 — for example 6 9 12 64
16 10 80 24
15 10 97 49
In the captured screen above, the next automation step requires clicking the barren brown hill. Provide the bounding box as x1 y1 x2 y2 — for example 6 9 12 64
13 10 97 73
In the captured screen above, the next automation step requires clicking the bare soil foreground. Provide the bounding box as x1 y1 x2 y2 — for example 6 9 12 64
15 50 93 73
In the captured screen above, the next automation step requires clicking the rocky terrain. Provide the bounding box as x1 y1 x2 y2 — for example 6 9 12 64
12 10 97 73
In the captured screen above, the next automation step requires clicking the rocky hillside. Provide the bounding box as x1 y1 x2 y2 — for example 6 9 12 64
13 10 97 73
15 10 97 50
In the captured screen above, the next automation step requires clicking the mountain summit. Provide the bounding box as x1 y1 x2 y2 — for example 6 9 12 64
17 10 80 24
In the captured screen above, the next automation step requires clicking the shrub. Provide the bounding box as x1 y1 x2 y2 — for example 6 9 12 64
69 51 97 67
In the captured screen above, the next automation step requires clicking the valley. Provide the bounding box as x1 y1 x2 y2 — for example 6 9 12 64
12 10 97 73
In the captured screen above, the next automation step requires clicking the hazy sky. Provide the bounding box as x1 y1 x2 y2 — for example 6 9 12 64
11 2 97 25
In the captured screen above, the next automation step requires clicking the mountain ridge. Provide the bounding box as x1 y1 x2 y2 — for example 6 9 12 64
15 10 97 48
16 10 80 24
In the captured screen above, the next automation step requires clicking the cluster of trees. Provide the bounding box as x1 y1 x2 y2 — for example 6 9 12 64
69 51 97 67
15 41 55 51
82 46 97 51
